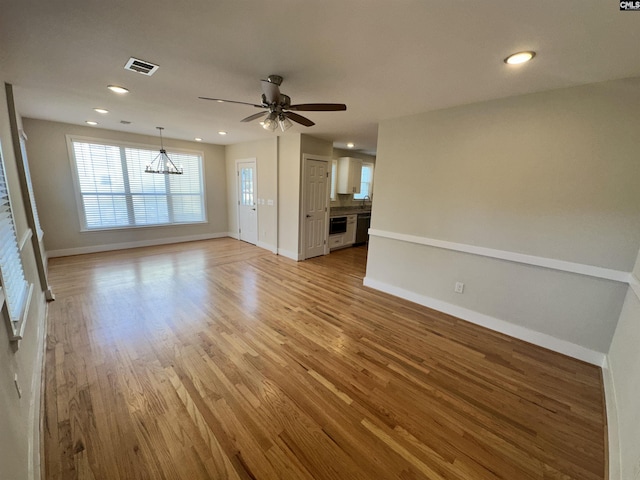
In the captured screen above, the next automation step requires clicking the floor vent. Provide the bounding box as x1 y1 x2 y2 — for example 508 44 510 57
124 57 159 76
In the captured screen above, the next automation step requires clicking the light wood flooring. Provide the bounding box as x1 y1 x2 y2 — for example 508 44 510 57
43 238 606 479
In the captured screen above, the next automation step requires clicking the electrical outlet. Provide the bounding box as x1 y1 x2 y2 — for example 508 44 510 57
454 282 464 294
14 373 22 399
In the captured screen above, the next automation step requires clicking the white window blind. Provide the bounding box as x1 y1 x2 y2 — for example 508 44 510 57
354 163 374 200
0 150 29 323
71 139 205 230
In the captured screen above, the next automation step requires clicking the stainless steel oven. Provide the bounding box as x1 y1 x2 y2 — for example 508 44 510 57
329 216 348 235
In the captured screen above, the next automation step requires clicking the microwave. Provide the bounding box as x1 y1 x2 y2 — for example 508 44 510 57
329 216 348 235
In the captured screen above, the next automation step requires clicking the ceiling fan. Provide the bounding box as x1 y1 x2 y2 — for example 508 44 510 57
199 75 347 131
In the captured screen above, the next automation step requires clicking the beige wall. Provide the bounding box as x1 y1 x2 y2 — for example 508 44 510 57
0 83 48 479
225 138 278 252
607 281 640 480
366 78 640 355
22 119 228 255
277 134 301 258
275 133 333 259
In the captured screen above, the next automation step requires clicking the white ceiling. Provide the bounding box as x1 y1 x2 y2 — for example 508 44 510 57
2 0 639 155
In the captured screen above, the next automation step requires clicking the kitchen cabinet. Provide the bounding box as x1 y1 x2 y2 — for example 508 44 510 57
329 214 358 250
345 214 357 245
336 157 363 194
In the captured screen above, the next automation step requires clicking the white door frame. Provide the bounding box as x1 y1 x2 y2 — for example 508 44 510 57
235 158 258 245
300 154 331 260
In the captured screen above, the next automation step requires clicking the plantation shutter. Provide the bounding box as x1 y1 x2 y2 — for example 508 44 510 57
0 157 29 322
71 139 205 229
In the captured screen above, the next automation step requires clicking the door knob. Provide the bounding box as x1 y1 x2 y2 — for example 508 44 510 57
306 214 312 218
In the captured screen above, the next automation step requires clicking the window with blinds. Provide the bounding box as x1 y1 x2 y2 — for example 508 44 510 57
70 138 206 230
0 146 29 324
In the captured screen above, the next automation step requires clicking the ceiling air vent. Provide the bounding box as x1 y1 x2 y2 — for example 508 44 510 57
124 57 159 76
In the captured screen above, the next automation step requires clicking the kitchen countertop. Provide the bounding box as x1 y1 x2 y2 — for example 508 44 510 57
330 206 371 216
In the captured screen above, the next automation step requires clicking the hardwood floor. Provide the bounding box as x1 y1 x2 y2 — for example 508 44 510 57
43 238 606 480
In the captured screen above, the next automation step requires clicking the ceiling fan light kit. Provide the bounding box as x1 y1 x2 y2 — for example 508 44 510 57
199 74 347 132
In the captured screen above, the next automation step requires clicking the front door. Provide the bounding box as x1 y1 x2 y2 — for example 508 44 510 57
237 160 258 245
303 157 329 259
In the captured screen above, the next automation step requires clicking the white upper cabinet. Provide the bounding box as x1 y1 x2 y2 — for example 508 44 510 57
336 157 363 194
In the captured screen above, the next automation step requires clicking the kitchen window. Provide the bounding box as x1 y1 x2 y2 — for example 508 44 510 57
68 137 206 230
330 159 338 200
354 162 374 200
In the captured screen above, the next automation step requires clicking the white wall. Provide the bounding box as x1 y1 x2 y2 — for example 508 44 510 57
22 118 228 256
225 138 278 252
366 78 640 360
0 83 48 480
606 249 640 479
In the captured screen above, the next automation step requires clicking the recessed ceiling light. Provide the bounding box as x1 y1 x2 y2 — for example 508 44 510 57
194 137 203 142
218 131 227 135
93 108 109 114
347 142 355 148
107 85 129 94
85 121 98 126
504 51 536 65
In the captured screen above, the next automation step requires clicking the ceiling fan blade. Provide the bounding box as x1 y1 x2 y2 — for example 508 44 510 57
288 103 347 111
241 111 268 123
284 111 315 127
261 80 281 104
198 97 264 108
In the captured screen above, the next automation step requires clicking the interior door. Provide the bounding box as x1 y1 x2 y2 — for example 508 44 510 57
303 158 329 259
237 160 258 245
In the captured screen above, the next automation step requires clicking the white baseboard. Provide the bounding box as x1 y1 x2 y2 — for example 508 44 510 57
363 276 606 366
277 248 300 261
46 232 230 258
257 241 277 254
602 358 621 480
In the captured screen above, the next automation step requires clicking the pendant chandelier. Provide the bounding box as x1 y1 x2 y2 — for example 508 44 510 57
145 127 183 175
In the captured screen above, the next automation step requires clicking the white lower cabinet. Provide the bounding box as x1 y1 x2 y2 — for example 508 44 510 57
329 234 345 249
330 215 358 251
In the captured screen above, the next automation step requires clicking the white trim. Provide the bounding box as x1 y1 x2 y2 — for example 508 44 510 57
28 300 48 480
257 240 277 254
46 232 229 258
277 248 301 261
363 276 606 366
629 274 640 302
369 229 630 284
12 283 34 341
300 154 332 260
235 158 258 246
602 358 621 480
18 228 32 252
